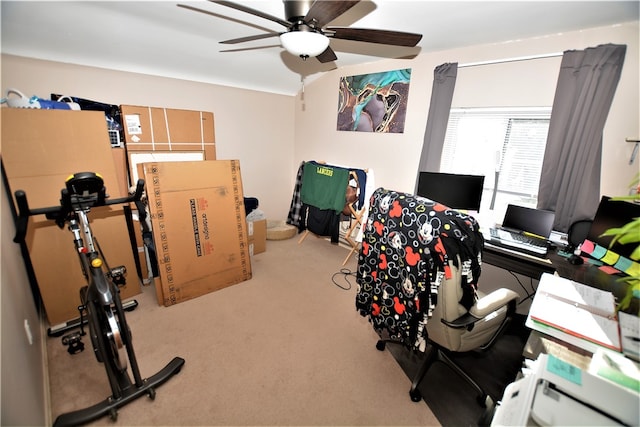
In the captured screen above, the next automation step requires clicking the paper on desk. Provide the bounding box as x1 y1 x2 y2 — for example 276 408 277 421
536 273 616 317
619 311 640 361
527 273 621 352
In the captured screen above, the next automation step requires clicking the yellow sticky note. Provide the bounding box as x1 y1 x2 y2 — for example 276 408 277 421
601 249 620 265
626 261 640 277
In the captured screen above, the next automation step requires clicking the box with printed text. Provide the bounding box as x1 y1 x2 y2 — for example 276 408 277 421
143 160 252 306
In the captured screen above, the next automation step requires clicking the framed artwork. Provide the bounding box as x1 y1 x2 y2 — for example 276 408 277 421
337 68 411 133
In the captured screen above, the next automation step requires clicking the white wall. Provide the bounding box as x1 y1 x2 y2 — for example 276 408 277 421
294 22 639 203
1 173 49 426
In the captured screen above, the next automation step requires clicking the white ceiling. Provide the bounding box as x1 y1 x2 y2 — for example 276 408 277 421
2 1 638 95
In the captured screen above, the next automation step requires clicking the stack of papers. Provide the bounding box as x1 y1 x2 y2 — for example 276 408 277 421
526 273 620 352
619 311 640 361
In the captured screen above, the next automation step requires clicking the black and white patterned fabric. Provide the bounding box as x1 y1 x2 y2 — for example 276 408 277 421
355 188 484 351
286 161 305 228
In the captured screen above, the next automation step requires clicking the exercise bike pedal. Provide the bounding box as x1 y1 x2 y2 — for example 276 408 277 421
61 332 85 355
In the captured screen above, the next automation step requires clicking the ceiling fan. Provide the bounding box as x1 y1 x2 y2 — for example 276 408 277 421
177 0 423 62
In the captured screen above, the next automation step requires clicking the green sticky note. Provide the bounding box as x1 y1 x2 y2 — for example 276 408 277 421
614 256 633 272
591 244 608 259
546 354 582 385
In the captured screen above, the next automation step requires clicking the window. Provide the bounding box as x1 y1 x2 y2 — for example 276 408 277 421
440 107 551 220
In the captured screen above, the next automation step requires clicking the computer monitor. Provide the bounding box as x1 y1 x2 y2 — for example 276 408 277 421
501 204 556 238
417 171 485 211
587 196 640 261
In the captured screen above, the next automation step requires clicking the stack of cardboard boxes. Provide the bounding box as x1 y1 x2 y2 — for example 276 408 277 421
3 104 267 326
119 105 265 307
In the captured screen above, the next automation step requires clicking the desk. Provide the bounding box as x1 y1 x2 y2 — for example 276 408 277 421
552 254 635 306
483 242 555 279
483 243 635 311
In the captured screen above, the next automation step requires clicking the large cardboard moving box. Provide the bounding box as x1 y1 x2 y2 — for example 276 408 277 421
1 109 139 325
143 160 252 306
120 105 216 180
120 105 215 152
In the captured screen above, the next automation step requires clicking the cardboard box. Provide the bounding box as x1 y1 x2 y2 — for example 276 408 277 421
27 206 140 324
120 105 216 158
247 219 267 255
1 109 140 325
142 160 252 306
120 105 216 187
111 147 129 195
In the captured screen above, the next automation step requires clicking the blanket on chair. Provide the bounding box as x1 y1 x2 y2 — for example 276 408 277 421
355 188 484 351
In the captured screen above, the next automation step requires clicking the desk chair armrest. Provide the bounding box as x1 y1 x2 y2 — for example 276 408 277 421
469 288 519 319
441 312 482 329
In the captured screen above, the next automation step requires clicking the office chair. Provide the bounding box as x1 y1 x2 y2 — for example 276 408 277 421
378 257 519 406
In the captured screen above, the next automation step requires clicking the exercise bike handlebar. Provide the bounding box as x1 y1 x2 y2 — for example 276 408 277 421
13 178 145 244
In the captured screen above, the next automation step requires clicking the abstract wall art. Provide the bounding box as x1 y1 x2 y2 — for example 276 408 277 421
337 68 412 133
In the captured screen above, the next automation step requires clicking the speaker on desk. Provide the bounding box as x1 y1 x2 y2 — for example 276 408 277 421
567 219 593 265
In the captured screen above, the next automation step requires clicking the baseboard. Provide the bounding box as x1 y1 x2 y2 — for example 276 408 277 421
39 302 53 427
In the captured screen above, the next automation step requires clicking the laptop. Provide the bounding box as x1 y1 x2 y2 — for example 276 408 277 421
487 204 556 257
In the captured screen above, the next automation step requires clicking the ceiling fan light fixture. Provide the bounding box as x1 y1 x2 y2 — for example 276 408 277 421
280 31 329 58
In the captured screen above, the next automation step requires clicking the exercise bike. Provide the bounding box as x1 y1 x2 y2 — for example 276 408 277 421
13 172 185 426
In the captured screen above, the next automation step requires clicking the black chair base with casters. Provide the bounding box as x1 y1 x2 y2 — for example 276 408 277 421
376 301 514 407
374 344 495 406
375 260 519 407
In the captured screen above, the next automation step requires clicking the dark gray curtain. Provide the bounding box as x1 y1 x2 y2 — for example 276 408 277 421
537 44 626 233
415 63 458 193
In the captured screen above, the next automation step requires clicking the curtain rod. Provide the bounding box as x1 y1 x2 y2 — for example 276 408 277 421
459 52 563 68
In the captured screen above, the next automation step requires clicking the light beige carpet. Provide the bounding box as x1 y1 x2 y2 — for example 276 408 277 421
46 233 440 426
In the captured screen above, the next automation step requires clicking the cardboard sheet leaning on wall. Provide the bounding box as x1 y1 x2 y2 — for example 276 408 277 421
142 160 252 307
1 109 139 325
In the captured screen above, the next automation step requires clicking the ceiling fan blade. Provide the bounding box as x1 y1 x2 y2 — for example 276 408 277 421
220 44 282 53
316 46 338 63
220 32 282 45
177 4 227 19
305 0 361 28
327 27 422 47
208 0 292 28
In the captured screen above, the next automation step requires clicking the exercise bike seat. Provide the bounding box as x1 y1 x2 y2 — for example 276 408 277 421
64 171 107 209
